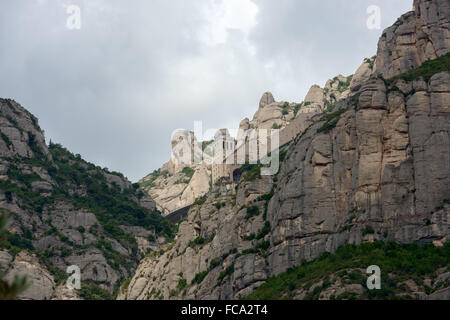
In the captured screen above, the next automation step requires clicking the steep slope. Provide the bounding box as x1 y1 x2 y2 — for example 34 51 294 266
121 0 449 300
0 98 175 299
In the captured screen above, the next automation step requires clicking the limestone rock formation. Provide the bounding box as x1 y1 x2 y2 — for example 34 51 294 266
123 0 450 300
375 0 450 78
140 163 211 215
259 92 275 109
4 251 55 300
140 74 354 216
350 57 375 92
122 69 450 300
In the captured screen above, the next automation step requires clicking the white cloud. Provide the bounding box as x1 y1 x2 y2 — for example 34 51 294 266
199 0 259 46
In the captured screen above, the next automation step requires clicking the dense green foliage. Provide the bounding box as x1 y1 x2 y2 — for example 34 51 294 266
217 263 234 284
49 144 175 240
182 167 195 179
240 164 261 182
244 241 450 300
191 270 209 285
245 205 260 219
78 280 115 300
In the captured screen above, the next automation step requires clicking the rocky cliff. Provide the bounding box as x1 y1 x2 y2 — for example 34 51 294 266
121 0 449 300
140 72 355 216
0 98 174 299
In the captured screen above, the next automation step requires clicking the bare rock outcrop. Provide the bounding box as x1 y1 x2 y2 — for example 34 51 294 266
4 251 55 300
259 92 275 109
122 70 450 300
375 0 450 78
350 57 375 92
124 0 450 301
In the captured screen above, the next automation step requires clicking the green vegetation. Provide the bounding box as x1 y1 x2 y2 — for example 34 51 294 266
281 102 290 115
192 270 209 285
362 226 375 236
385 52 450 85
243 233 256 241
0 211 29 300
336 75 353 93
209 258 223 270
241 164 262 182
78 280 115 300
202 140 214 151
317 108 347 134
245 206 260 219
272 123 282 130
217 263 235 284
293 103 302 118
139 169 169 188
191 256 225 286
237 238 271 258
258 187 275 221
364 56 375 70
178 278 187 290
0 142 177 291
189 236 206 247
182 167 195 179
193 196 207 206
256 222 271 240
244 241 450 300
0 132 12 149
48 143 175 239
215 201 226 210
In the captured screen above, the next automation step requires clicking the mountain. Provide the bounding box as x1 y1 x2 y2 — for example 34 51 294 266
139 70 358 216
120 0 450 300
0 98 175 299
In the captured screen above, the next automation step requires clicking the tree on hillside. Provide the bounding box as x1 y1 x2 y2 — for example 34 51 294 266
0 210 29 300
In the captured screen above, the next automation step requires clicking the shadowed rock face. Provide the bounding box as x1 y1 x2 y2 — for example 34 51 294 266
121 0 450 301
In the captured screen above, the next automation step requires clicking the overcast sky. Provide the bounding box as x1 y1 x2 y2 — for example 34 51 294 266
0 0 412 182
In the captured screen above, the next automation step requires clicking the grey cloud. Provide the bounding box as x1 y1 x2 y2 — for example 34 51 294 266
0 0 411 181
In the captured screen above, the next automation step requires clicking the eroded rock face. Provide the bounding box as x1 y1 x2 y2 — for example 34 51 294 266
350 58 375 92
0 99 51 161
268 73 449 276
141 163 211 215
141 77 353 215
259 92 275 109
4 251 55 300
122 71 450 300
124 0 450 301
375 0 450 78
